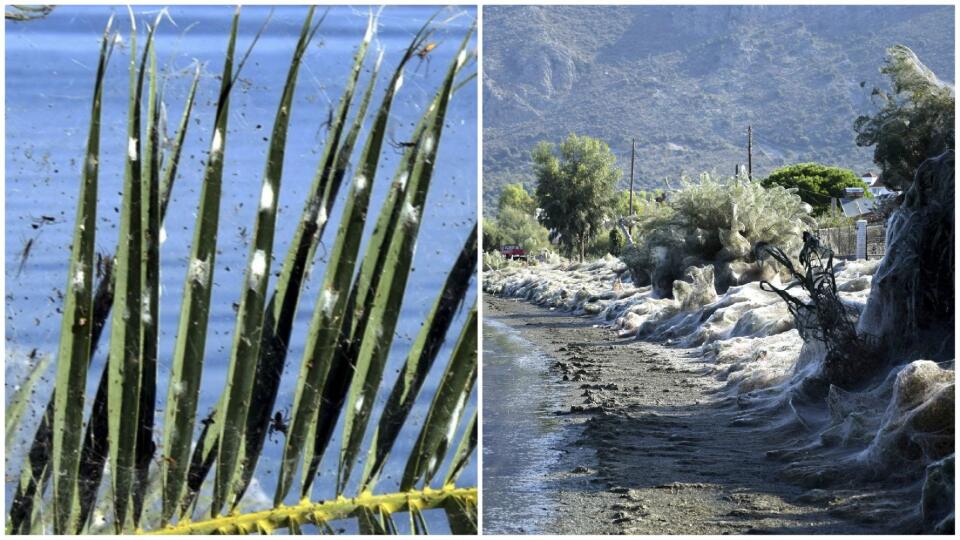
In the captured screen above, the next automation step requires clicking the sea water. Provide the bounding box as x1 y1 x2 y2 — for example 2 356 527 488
482 317 569 534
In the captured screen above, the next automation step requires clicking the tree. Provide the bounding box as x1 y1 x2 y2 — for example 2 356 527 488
762 163 869 215
854 45 955 191
497 182 537 214
533 133 620 261
494 206 551 253
482 217 502 252
486 182 551 253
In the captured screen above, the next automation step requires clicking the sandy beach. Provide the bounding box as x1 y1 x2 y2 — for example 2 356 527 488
483 294 888 534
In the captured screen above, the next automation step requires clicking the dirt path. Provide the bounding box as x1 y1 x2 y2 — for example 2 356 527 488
483 295 885 534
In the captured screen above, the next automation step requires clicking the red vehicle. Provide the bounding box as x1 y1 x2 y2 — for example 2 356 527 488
500 244 527 261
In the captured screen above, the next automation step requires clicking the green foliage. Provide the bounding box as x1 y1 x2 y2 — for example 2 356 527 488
485 181 551 253
762 163 869 215
488 206 551 253
622 173 815 295
814 213 857 230
498 182 537 214
855 45 955 190
8 8 478 536
47 15 114 535
614 189 662 218
162 7 248 525
533 133 620 261
608 228 624 256
481 217 500 252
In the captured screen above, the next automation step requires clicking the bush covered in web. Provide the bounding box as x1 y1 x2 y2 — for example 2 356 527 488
621 173 815 296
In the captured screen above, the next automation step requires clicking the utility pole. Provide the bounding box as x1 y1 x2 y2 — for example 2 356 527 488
747 125 753 180
628 138 636 216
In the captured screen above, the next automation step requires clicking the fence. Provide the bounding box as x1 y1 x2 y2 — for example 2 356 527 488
816 222 886 260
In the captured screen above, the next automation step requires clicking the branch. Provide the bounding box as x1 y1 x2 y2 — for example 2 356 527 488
142 486 477 535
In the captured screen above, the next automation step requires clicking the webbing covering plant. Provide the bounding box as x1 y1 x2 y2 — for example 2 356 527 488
756 233 872 388
6 6 478 535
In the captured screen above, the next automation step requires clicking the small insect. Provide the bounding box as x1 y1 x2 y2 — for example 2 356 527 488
200 410 216 429
322 106 334 132
268 409 290 442
31 215 58 229
28 348 38 361
388 132 418 153
16 236 36 278
156 455 177 466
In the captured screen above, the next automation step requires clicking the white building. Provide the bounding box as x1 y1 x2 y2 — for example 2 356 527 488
860 172 895 197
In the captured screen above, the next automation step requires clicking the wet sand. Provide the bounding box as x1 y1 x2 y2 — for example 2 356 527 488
483 294 887 534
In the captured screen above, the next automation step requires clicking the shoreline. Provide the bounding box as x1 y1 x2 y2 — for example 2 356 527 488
482 293 883 534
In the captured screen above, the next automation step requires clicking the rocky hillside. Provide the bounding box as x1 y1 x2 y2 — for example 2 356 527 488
482 5 955 208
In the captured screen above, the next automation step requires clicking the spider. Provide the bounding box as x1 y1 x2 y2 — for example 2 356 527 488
416 41 438 61
16 234 36 278
413 41 438 73
268 409 290 442
388 131 418 154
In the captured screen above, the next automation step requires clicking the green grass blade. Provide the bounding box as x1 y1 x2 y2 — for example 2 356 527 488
306 32 380 264
327 57 474 478
46 15 114 535
303 125 417 499
5 352 52 450
11 250 114 535
6 354 52 534
338 28 474 495
177 410 218 520
356 507 388 534
159 7 240 525
412 506 430 534
442 410 476 487
132 36 162 528
358 224 477 493
212 7 310 516
230 8 361 509
107 11 160 531
159 63 200 218
289 53 388 458
74 356 110 532
444 495 478 535
75 59 199 533
281 18 435 504
400 307 477 491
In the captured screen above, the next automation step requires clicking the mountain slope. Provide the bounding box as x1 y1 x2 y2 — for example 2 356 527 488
482 5 955 208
